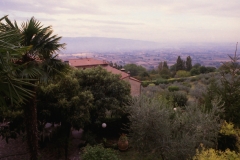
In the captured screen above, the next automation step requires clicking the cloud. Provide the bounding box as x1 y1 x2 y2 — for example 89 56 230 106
0 0 239 43
67 18 144 26
0 0 106 15
104 0 240 17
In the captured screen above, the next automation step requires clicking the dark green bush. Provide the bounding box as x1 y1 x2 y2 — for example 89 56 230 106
190 68 200 76
82 131 97 145
141 81 150 87
168 86 179 92
82 144 120 160
172 91 188 107
155 78 168 85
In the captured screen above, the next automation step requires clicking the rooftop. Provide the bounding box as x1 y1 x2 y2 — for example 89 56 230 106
67 58 108 67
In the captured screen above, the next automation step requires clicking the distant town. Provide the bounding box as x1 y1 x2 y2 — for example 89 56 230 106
59 47 233 70
59 37 237 70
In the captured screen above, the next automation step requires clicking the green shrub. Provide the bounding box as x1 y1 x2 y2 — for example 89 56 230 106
193 146 240 160
190 68 200 76
155 78 168 85
141 81 149 87
168 86 179 92
82 131 97 145
218 121 240 151
175 70 190 78
127 95 223 160
82 144 120 160
171 91 188 107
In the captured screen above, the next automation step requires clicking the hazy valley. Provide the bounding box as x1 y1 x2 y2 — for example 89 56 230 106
59 37 237 69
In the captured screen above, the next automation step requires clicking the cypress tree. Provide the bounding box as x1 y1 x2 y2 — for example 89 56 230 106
186 56 192 71
163 61 169 69
176 56 184 71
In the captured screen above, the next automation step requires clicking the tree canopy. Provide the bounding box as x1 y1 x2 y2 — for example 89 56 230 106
124 63 146 77
74 66 131 121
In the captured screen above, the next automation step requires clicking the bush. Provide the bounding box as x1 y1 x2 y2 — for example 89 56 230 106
127 95 223 160
148 83 155 86
171 91 188 107
159 84 168 89
189 84 206 100
175 70 191 78
168 86 179 92
141 81 150 87
155 78 168 85
142 85 163 95
190 68 200 76
193 146 240 160
172 82 191 93
218 121 240 151
82 144 120 160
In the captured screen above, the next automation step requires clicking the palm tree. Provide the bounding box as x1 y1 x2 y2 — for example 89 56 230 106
0 15 34 107
2 16 66 160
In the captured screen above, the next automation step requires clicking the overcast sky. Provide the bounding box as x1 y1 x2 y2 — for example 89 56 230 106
0 0 239 43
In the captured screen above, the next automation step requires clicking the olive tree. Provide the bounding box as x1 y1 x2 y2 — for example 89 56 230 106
127 95 223 160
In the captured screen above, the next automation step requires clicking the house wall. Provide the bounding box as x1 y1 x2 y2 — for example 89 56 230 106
123 77 141 96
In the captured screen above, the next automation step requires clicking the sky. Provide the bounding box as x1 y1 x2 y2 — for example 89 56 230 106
0 0 240 43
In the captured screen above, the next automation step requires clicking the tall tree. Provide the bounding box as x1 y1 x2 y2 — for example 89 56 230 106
186 56 192 71
158 61 163 73
0 16 38 145
124 63 146 77
204 43 240 126
74 67 131 128
2 16 65 160
0 16 34 107
163 61 169 69
37 71 93 159
176 56 185 71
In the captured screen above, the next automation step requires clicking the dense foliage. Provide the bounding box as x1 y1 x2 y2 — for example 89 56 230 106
193 146 240 160
127 95 223 160
74 67 131 121
124 63 147 77
82 144 120 160
1 16 66 160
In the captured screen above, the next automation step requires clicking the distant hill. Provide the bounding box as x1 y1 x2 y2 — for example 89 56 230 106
60 37 160 53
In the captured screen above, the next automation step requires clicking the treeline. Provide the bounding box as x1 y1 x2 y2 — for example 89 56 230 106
121 56 216 81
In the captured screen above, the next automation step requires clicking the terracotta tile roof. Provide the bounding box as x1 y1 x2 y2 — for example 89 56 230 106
130 77 141 82
68 58 108 67
103 65 129 79
67 58 130 79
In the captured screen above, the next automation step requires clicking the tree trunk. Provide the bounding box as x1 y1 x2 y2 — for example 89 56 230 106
24 90 39 160
63 122 71 160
